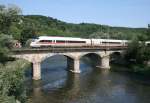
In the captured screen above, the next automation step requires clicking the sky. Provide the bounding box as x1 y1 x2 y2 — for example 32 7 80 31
0 0 150 28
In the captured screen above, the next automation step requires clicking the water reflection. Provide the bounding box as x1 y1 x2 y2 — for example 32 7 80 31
26 56 150 103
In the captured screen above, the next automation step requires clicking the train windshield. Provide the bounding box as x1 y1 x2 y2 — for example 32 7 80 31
33 37 39 39
31 37 39 42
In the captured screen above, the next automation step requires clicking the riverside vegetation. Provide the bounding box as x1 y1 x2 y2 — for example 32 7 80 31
0 4 150 103
0 60 30 103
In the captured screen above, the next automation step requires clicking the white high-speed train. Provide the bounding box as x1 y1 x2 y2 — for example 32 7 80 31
30 36 128 47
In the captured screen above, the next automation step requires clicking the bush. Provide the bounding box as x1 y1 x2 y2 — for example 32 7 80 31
0 59 30 103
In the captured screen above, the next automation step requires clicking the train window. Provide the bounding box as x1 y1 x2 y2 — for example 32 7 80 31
39 40 44 42
39 40 52 42
147 43 150 46
68 41 86 43
111 42 121 44
102 42 121 44
56 40 65 43
34 37 39 39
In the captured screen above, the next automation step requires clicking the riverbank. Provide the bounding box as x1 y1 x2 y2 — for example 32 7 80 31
111 63 150 77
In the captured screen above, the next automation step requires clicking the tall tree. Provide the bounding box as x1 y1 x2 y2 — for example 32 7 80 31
0 4 21 63
0 34 14 63
147 24 150 40
20 27 37 45
0 4 21 34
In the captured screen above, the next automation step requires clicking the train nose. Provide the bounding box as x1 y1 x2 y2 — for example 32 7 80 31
30 42 36 47
30 42 40 47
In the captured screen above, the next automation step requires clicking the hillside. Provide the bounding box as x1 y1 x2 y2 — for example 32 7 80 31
20 15 147 40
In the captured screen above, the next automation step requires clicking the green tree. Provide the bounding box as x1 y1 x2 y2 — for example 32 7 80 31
20 27 37 45
0 60 30 103
146 24 150 40
0 34 14 64
89 31 109 39
125 36 150 64
124 37 140 63
0 4 21 34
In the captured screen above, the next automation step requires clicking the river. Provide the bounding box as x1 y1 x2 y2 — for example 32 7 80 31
25 55 150 103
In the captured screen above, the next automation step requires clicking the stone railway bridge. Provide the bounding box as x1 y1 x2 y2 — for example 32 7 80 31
12 47 126 80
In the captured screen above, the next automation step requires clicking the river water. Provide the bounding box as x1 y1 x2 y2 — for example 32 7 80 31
25 56 150 103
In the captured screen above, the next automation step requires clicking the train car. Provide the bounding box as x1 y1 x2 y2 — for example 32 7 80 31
91 39 100 46
91 39 128 47
30 36 91 47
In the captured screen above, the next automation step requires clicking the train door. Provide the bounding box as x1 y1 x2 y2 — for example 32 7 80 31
91 39 96 46
65 40 67 47
52 40 54 47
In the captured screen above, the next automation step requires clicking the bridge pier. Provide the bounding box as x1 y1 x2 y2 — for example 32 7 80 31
32 62 41 80
101 56 110 69
67 58 80 73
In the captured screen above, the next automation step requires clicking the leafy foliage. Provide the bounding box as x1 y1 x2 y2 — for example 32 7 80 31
0 60 30 103
0 34 15 64
124 31 150 65
0 4 21 34
20 27 37 45
0 4 28 103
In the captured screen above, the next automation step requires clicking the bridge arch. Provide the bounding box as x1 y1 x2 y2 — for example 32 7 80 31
40 53 75 63
79 52 102 68
109 51 123 64
40 53 80 75
109 51 123 55
78 52 101 59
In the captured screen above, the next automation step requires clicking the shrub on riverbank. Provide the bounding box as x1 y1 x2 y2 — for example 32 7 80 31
0 59 30 103
118 37 150 76
131 64 150 75
111 63 150 77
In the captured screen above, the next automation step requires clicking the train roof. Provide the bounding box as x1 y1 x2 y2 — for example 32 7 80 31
146 41 150 43
38 36 87 41
92 39 128 42
37 36 129 42
101 39 123 42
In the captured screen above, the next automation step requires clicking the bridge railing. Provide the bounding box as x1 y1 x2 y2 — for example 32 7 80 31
11 46 127 54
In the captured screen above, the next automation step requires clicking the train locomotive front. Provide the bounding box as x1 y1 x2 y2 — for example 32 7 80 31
30 36 91 47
